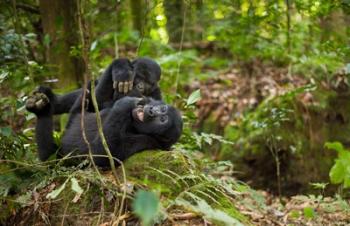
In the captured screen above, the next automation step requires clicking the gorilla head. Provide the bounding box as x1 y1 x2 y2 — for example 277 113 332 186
131 98 183 148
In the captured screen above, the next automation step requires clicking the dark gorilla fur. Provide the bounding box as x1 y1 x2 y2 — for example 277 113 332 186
26 86 183 167
51 57 162 115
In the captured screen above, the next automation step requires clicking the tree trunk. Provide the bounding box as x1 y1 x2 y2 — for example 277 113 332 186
39 0 84 88
164 0 185 43
130 0 143 34
286 0 291 53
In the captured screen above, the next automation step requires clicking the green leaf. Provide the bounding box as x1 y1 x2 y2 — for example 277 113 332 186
16 192 32 207
70 178 83 194
309 182 328 190
344 175 350 188
325 142 344 152
90 40 98 51
289 210 300 219
43 34 51 47
175 194 243 226
186 89 201 106
132 190 160 226
0 127 12 137
303 207 315 219
329 159 345 184
46 179 68 199
345 63 350 74
326 141 350 187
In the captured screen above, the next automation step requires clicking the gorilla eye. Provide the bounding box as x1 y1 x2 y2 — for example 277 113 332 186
160 115 168 123
160 105 168 113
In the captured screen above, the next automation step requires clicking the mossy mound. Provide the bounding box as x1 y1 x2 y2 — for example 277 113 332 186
1 150 254 225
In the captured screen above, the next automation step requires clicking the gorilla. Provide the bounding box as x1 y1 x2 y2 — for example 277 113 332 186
26 86 183 166
52 57 162 114
112 57 162 100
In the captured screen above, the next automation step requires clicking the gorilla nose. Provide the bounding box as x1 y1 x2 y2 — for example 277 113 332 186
148 106 155 116
145 105 163 117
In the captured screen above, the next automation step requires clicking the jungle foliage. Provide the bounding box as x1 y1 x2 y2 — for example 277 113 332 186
0 0 350 225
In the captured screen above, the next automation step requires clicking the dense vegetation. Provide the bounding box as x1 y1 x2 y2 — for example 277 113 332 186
1 0 349 225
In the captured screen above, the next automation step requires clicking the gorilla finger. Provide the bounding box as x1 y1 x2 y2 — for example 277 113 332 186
118 82 124 93
113 81 118 90
123 82 129 94
129 81 133 91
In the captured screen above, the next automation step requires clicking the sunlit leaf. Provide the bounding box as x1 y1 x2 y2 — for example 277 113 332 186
303 207 315 219
46 179 68 199
329 161 345 184
175 193 243 225
325 142 344 152
186 89 201 106
71 178 83 194
90 40 98 51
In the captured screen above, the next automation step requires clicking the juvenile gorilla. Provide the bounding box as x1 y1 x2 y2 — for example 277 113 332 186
52 57 162 114
112 57 162 100
26 86 182 166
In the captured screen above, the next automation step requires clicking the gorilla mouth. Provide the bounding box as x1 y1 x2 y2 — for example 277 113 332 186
132 106 144 122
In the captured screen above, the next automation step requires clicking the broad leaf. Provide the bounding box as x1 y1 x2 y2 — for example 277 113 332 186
132 190 160 226
71 178 83 194
186 89 201 106
46 179 68 199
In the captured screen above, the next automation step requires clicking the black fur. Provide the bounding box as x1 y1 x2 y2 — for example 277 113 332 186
50 57 162 114
26 87 182 166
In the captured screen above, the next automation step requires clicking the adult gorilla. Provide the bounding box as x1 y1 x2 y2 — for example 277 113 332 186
26 86 182 166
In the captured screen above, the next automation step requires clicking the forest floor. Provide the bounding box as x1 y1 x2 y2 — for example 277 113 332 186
186 60 350 225
192 60 308 132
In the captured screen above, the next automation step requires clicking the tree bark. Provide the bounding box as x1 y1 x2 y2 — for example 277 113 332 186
164 0 185 43
130 0 143 34
39 0 84 87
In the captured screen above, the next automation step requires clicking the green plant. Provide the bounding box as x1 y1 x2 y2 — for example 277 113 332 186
132 190 162 226
325 142 350 189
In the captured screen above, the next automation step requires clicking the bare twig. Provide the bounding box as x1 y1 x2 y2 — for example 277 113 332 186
77 0 127 223
174 1 187 95
76 0 103 182
171 212 198 220
16 3 39 14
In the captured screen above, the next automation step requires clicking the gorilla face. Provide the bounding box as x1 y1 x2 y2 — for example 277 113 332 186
131 99 182 137
133 72 158 95
132 57 161 95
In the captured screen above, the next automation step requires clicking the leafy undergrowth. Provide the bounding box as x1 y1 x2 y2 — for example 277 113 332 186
191 61 350 195
0 149 255 225
249 192 350 225
1 146 349 225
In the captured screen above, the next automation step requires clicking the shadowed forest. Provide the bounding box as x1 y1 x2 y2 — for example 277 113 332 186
1 0 350 225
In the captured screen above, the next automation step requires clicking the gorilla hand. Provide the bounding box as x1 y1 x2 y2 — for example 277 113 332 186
112 96 144 112
111 59 134 94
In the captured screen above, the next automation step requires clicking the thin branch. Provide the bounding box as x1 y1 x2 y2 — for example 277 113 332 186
76 0 103 182
174 1 187 95
136 0 148 56
16 3 40 14
77 0 127 222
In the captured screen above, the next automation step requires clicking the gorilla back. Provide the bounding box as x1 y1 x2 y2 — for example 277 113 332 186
26 87 183 167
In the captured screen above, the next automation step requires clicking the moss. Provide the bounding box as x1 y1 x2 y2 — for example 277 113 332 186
122 151 249 224
2 150 253 225
120 151 197 195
